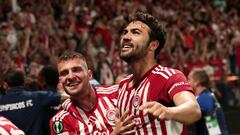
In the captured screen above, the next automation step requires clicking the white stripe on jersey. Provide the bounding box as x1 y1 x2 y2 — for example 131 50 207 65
154 119 162 135
118 85 128 115
62 99 71 110
162 68 173 76
120 75 132 83
142 82 153 134
118 82 127 93
62 99 70 107
96 85 118 93
138 127 144 135
78 121 85 134
170 69 176 74
53 110 67 121
93 110 105 130
152 70 169 79
97 99 108 129
0 117 6 121
117 84 125 108
66 102 71 110
0 127 9 135
165 120 183 135
153 66 176 80
53 99 71 121
156 66 172 76
112 99 117 105
128 90 135 111
144 115 152 135
103 97 115 108
60 112 69 121
157 65 175 74
0 121 13 126
76 107 93 133
142 82 149 103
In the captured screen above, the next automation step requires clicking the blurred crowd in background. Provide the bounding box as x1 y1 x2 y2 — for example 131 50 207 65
0 0 240 107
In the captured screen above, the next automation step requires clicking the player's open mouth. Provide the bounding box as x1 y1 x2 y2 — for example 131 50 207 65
121 43 133 51
67 82 80 87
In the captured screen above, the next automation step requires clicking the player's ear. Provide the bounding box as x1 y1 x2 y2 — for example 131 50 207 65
88 70 93 80
149 40 159 51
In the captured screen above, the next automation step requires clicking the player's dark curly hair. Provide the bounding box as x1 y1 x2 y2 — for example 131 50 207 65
127 12 167 58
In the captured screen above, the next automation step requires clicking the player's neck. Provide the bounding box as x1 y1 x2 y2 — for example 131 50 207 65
130 58 157 84
74 87 97 112
195 86 207 96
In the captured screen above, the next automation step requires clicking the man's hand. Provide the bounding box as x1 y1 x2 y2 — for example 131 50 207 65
139 101 173 121
111 109 136 135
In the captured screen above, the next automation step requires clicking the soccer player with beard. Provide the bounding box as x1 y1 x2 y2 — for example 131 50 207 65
117 12 201 135
50 51 135 135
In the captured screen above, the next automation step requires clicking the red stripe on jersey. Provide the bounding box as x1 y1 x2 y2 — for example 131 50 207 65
161 120 167 135
150 118 157 135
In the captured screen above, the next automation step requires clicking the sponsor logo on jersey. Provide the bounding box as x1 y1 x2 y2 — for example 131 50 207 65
53 121 64 134
169 81 186 94
133 94 141 108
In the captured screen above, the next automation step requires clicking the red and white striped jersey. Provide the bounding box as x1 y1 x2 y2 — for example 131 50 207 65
117 65 193 135
50 85 118 135
0 116 25 135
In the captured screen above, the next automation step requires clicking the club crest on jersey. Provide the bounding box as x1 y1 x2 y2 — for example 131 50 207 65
52 121 64 134
106 108 116 125
133 94 141 108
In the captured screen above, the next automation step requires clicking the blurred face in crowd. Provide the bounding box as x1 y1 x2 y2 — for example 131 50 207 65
187 71 198 90
120 21 151 62
58 58 92 97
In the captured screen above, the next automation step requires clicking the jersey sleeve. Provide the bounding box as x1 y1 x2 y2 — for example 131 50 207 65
96 85 119 100
50 111 76 135
165 71 193 100
0 116 25 135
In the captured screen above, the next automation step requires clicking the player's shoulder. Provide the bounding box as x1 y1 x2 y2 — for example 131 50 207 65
119 74 132 85
51 99 71 120
0 116 25 134
0 116 9 122
50 108 74 135
151 65 184 78
51 109 70 123
95 84 119 95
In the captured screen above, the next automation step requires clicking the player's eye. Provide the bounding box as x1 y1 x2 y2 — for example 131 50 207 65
59 70 69 77
131 29 140 35
121 29 128 35
72 67 82 73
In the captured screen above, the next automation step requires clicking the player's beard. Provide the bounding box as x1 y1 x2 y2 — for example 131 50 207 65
120 41 150 63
